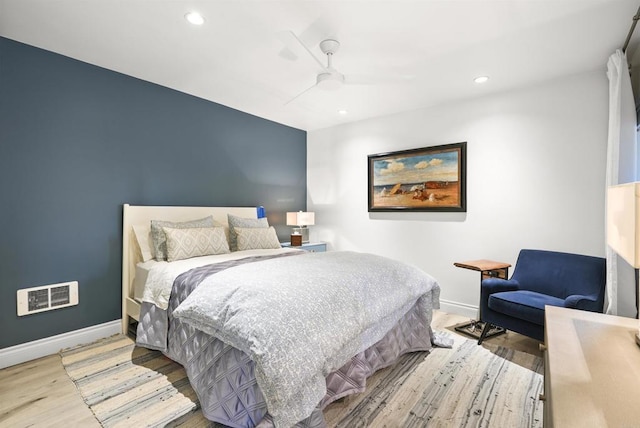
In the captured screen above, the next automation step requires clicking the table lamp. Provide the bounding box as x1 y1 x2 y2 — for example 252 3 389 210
606 182 640 346
286 211 315 244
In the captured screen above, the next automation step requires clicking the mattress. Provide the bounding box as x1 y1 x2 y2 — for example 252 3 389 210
133 260 155 301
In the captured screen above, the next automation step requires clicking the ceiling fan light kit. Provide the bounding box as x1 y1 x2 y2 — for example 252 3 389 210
317 72 344 90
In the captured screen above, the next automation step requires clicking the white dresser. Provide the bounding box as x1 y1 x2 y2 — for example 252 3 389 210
543 306 640 427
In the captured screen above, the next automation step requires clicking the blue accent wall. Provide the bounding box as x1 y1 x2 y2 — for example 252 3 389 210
0 37 307 348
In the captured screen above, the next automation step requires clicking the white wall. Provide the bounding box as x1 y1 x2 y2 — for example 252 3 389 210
307 71 612 318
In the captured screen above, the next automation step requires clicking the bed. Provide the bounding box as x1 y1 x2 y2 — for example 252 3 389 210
122 204 444 427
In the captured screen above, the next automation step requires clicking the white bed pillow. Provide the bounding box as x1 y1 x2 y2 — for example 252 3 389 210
227 214 269 251
132 224 155 262
151 216 215 261
235 226 282 251
162 226 230 262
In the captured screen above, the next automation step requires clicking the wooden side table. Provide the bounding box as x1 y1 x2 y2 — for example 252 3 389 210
453 259 511 340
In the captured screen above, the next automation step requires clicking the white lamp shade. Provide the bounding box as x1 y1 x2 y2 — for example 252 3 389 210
286 211 315 226
607 182 640 268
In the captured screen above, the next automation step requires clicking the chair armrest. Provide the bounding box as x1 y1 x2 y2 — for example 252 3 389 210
481 278 519 294
479 278 520 323
564 294 599 311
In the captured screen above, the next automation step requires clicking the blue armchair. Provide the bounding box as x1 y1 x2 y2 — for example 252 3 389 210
477 249 606 344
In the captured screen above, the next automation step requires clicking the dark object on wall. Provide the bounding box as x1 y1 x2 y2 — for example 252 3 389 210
368 142 466 212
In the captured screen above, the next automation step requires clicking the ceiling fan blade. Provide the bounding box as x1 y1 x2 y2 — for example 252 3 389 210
285 31 328 71
275 31 299 61
344 73 415 85
284 82 318 106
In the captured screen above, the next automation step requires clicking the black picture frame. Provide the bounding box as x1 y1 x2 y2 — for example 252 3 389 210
368 142 467 212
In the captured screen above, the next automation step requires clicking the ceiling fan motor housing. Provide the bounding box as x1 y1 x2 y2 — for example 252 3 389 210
316 72 344 90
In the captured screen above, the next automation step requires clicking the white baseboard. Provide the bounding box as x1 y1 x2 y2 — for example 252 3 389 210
439 299 479 320
0 320 121 369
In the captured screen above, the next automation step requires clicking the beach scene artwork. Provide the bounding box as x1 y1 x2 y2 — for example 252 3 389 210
369 143 466 211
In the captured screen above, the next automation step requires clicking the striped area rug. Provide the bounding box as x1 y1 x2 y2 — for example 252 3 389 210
61 334 543 427
59 334 210 428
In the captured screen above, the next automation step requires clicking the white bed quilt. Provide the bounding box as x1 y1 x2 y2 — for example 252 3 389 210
173 251 440 428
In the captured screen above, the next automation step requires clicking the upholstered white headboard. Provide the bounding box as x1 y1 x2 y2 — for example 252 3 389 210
121 204 259 334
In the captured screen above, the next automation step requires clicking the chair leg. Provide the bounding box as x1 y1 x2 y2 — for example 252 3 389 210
477 322 492 345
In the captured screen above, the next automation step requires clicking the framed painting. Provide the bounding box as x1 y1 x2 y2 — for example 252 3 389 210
368 142 467 212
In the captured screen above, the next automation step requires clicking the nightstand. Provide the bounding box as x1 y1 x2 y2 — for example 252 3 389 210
280 241 327 252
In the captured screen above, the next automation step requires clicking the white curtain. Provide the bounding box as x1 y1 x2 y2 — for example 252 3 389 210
605 49 637 315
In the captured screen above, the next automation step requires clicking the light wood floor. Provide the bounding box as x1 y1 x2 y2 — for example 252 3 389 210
0 311 541 427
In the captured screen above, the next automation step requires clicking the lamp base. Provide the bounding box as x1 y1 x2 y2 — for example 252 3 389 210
292 227 309 243
290 234 302 247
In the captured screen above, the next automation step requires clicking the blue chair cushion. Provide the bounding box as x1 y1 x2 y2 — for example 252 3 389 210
488 290 565 326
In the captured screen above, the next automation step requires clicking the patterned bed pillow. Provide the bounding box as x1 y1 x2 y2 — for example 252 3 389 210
150 216 215 261
235 226 282 251
227 214 269 251
162 227 230 262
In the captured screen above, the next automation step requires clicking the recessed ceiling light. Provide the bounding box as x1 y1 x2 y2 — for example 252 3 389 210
338 109 348 115
185 12 205 25
474 76 489 84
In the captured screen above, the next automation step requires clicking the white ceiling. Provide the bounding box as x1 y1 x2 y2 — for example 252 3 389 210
1 1 638 131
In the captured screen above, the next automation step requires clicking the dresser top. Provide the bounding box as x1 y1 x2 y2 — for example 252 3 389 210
545 306 640 427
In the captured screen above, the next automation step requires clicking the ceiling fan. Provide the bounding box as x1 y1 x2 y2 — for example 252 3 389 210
283 32 407 105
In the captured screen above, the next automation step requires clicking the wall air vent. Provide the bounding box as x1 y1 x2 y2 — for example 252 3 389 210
17 281 79 316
